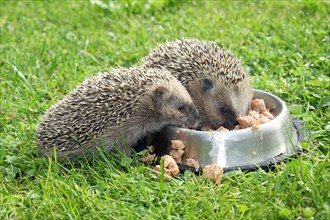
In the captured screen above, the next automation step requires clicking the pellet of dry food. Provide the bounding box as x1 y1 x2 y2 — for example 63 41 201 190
140 153 156 164
237 98 275 129
153 155 180 177
249 110 262 122
169 149 185 163
169 150 183 163
251 98 267 113
170 140 186 163
200 125 215 131
251 124 260 131
260 110 274 120
202 164 224 184
163 155 180 176
147 145 155 153
233 125 241 130
259 114 271 123
171 140 186 150
186 158 200 171
238 104 275 129
154 165 172 177
237 115 256 129
216 126 229 132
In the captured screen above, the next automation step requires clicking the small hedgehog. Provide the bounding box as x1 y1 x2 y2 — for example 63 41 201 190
36 67 199 160
142 39 253 130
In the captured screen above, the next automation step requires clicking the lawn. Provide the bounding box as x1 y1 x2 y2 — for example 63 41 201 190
0 0 329 219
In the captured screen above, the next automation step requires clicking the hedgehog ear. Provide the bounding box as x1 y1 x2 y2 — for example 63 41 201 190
200 78 214 93
153 86 170 108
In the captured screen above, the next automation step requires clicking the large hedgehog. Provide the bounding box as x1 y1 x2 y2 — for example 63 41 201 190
36 67 199 160
142 39 253 130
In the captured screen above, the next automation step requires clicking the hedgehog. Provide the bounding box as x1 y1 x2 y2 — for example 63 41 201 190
36 67 199 160
142 39 253 130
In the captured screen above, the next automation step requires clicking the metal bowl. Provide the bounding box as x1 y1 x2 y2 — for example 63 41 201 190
150 89 305 172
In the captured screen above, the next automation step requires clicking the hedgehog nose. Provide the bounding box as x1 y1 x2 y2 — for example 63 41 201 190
186 105 200 129
186 117 201 129
226 119 239 130
232 120 239 126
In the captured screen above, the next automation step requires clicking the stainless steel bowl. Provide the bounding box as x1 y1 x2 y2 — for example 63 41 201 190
150 89 304 171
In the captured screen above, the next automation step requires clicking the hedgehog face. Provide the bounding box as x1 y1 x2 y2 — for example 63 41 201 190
188 78 252 130
153 86 200 129
215 82 253 129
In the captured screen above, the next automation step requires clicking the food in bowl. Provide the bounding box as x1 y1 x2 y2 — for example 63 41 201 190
201 98 275 131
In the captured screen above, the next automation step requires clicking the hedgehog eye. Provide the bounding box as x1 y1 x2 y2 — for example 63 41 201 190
178 104 185 112
220 107 228 115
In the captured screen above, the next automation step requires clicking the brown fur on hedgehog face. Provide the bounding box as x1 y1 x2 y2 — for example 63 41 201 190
151 86 200 129
137 77 200 130
188 77 253 130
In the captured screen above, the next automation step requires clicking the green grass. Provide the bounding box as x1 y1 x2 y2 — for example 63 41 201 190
1 0 329 219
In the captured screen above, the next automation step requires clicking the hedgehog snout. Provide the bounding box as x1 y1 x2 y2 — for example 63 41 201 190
223 118 239 130
185 105 200 129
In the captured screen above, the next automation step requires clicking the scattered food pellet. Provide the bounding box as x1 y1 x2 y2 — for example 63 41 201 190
169 149 185 163
171 140 186 150
140 153 156 164
202 164 224 184
147 145 155 153
186 158 200 171
153 155 179 178
169 140 186 163
200 125 214 131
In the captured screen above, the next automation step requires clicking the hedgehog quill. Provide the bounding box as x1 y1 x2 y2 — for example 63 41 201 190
142 39 253 130
36 67 199 160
